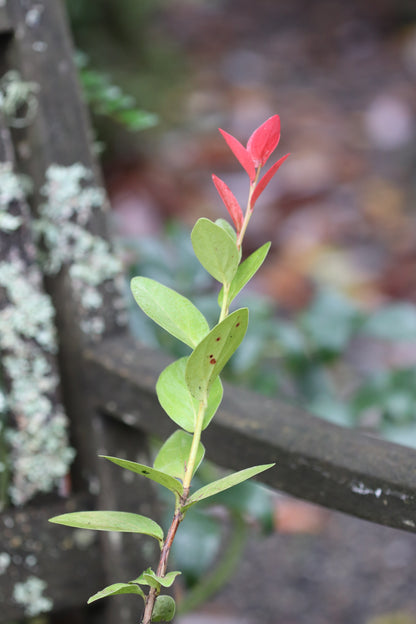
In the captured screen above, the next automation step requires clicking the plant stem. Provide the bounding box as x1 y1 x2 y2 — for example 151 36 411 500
182 399 206 497
142 164 259 622
142 164 260 622
141 400 207 624
237 167 261 250
141 508 183 624
219 281 230 323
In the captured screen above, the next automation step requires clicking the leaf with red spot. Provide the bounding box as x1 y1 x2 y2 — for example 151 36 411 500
218 128 256 181
212 175 244 233
250 153 290 208
247 115 281 167
185 308 249 401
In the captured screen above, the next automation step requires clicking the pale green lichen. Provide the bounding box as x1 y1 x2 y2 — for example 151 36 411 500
0 552 11 574
0 166 75 505
0 159 124 506
13 576 53 616
0 258 75 505
0 163 31 232
0 71 39 128
35 163 125 336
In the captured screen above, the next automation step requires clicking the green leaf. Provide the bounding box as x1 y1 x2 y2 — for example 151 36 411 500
151 595 176 622
133 568 181 589
191 218 240 284
49 511 164 543
87 582 145 604
183 463 275 509
130 277 209 348
153 430 205 480
185 308 249 401
218 242 271 307
116 109 158 131
361 303 416 341
215 218 237 241
100 456 183 497
156 357 223 432
300 290 362 354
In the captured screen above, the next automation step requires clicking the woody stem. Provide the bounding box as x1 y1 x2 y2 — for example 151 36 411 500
237 167 261 249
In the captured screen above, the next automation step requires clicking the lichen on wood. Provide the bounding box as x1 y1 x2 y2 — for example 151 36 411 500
35 163 126 336
0 160 74 506
0 70 39 128
12 575 53 617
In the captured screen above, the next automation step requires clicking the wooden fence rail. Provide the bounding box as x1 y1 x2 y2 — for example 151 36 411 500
85 336 416 535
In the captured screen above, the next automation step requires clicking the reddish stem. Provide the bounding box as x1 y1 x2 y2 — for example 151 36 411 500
140 507 184 624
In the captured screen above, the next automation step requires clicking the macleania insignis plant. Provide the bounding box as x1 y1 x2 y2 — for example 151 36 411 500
50 115 289 623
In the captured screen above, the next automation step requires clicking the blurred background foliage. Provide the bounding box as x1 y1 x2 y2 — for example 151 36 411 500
66 0 189 157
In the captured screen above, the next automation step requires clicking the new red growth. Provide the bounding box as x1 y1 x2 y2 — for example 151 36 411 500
212 174 244 233
213 115 289 241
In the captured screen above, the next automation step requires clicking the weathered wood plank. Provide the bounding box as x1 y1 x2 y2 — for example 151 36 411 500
88 415 161 624
0 484 160 623
0 495 102 622
4 0 98 180
84 335 416 534
0 113 75 508
0 5 12 35
2 0 125 491
1 4 155 622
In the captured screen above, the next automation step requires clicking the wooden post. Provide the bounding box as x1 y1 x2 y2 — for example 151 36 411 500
1 1 158 622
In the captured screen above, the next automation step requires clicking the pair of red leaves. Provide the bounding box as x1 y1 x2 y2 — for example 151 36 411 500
212 115 289 234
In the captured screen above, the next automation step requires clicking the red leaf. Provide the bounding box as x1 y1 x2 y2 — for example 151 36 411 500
212 175 244 233
247 115 281 167
218 128 256 181
250 153 290 208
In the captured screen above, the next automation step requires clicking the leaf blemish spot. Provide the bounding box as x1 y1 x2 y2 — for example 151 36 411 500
236 322 240 327
216 337 221 341
210 358 217 364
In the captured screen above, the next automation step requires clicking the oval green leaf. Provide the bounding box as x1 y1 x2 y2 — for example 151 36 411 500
218 242 271 308
130 276 209 348
153 430 205 481
152 595 176 622
49 511 164 543
156 357 223 432
184 463 275 509
215 217 237 241
191 217 240 284
185 308 249 401
100 456 183 497
87 582 145 604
